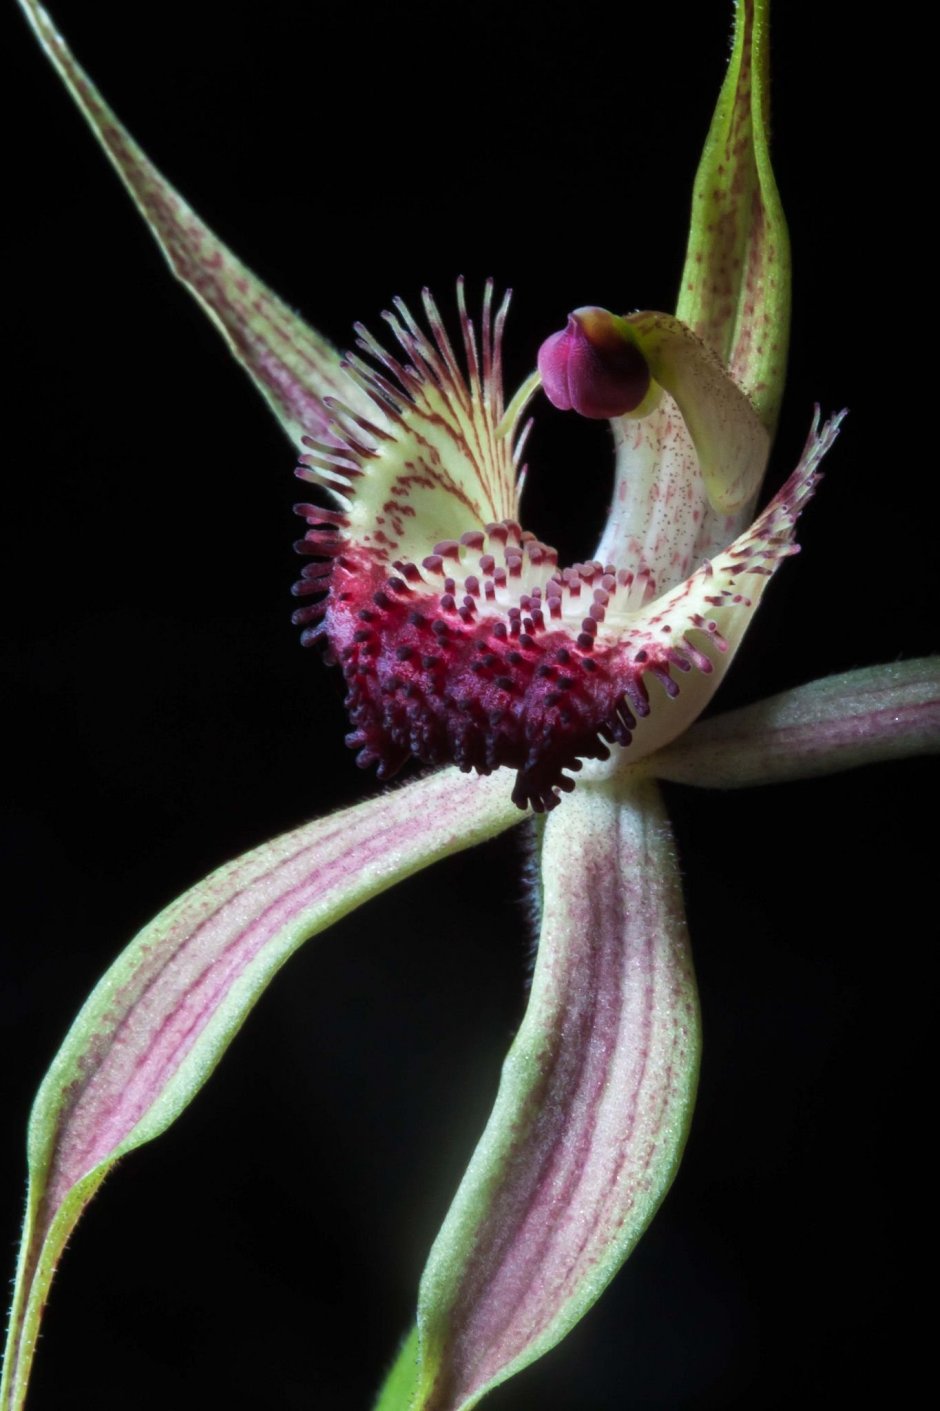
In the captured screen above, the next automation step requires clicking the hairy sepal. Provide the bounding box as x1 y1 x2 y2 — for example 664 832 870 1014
18 0 364 452
408 778 700 1411
1 771 522 1411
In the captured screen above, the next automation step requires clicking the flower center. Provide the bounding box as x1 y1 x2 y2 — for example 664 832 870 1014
289 282 822 811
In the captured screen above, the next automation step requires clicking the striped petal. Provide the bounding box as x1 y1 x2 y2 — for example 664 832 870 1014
0 770 522 1411
406 777 700 1410
296 283 522 562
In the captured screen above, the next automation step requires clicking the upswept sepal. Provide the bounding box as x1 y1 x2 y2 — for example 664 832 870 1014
676 0 788 432
18 1 369 448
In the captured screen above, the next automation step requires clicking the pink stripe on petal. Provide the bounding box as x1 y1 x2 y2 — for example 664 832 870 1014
415 778 699 1411
4 768 521 1411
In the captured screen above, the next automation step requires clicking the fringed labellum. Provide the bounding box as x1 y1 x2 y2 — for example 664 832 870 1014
293 285 840 811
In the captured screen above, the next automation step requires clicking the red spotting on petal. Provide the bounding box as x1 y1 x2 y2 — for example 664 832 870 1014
308 517 737 813
326 545 648 813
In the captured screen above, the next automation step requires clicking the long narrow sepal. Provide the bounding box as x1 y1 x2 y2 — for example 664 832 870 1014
0 770 522 1411
651 658 940 788
408 778 700 1410
676 0 788 433
599 0 788 576
17 0 363 450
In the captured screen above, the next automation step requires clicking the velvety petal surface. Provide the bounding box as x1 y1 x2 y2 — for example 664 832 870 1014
406 778 700 1410
1 771 522 1411
651 658 940 788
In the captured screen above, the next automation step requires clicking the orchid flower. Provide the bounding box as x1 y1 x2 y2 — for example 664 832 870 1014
6 1 938 1409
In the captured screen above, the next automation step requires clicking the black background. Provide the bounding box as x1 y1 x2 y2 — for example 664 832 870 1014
5 2 936 1408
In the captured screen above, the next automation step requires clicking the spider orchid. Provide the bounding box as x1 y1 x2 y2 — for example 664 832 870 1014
5 2 938 1410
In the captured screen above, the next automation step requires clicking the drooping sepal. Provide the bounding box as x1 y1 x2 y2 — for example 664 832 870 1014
0 771 522 1411
407 777 700 1410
